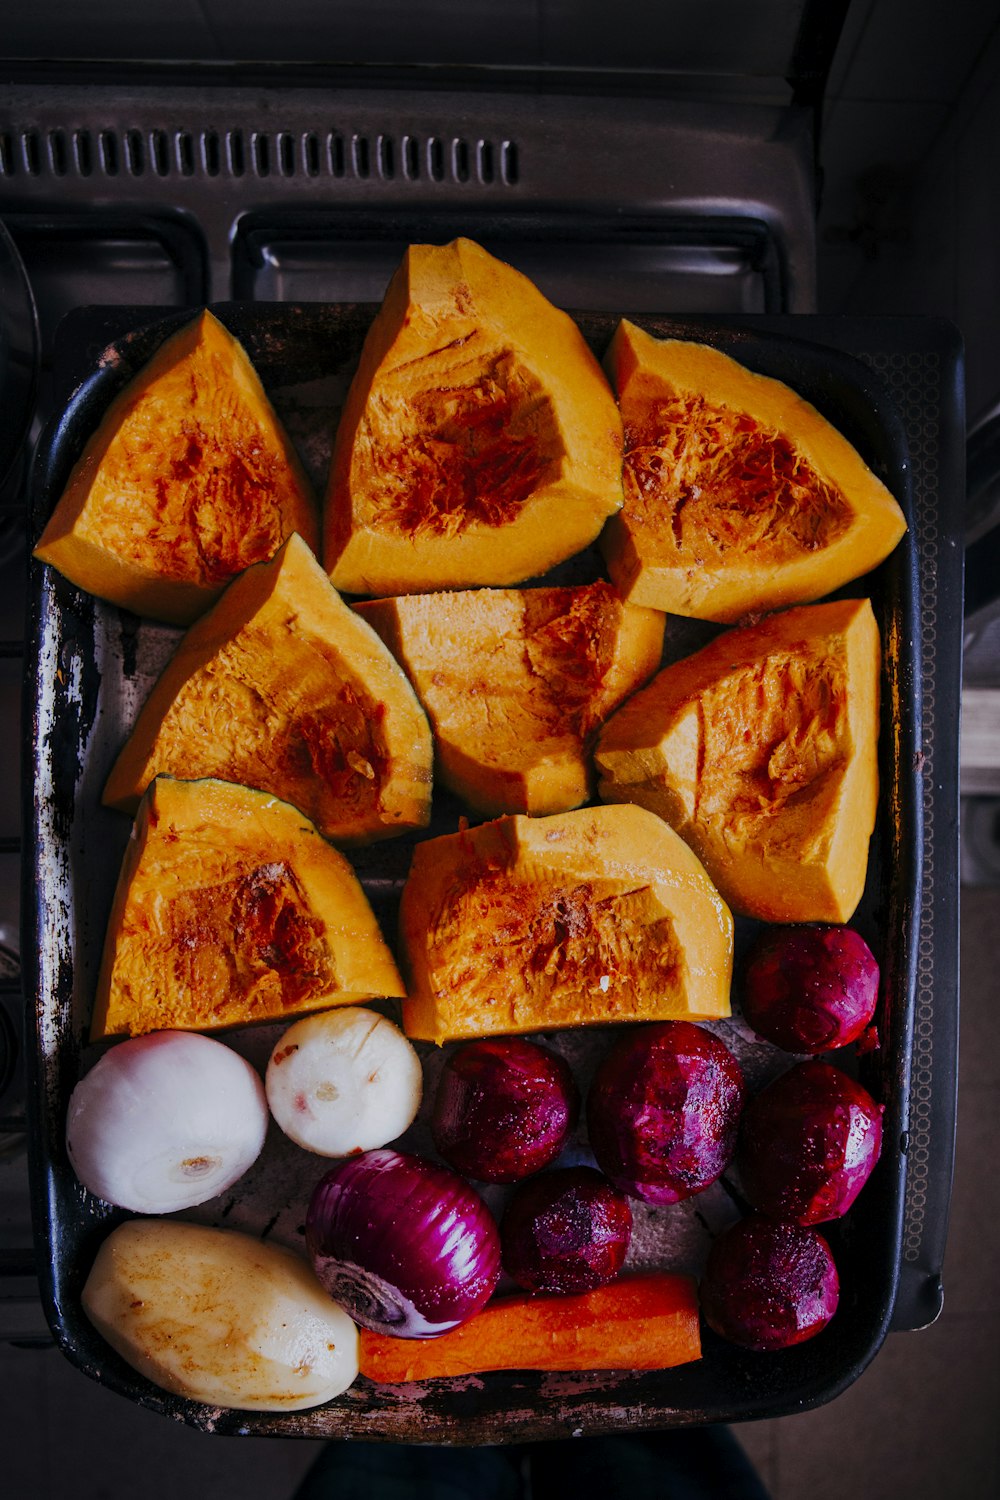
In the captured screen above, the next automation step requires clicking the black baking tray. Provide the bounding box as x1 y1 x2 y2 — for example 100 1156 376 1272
24 302 927 1439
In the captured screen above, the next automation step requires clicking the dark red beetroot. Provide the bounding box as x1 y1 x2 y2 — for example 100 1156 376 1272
431 1037 579 1183
586 1021 747 1205
738 1060 883 1225
501 1165 633 1294
701 1214 839 1351
741 924 880 1054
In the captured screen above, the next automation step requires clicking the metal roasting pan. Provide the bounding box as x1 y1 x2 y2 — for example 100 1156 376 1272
24 301 934 1439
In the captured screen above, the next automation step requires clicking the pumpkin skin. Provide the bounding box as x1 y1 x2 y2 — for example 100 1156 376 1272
600 321 908 621
33 309 319 626
324 238 624 595
91 775 405 1041
102 533 433 845
595 598 881 924
356 581 664 817
399 804 733 1045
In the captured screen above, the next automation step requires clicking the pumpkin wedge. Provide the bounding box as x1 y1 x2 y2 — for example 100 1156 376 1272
34 309 319 626
399 804 733 1045
356 581 664 817
601 320 908 621
92 776 405 1040
595 598 881 924
102 533 433 844
324 237 624 595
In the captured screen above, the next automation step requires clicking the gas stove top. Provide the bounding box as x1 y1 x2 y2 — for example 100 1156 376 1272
0 62 965 1362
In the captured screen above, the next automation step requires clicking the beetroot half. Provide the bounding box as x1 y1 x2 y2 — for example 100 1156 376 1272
500 1165 633 1294
431 1036 579 1184
586 1020 747 1205
701 1214 840 1351
741 923 880 1054
737 1059 883 1225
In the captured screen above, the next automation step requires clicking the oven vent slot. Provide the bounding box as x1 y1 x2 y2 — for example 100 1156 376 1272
0 127 519 188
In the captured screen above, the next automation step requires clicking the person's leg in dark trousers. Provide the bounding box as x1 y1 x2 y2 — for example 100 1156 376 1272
291 1440 524 1500
530 1426 771 1499
291 1425 770 1499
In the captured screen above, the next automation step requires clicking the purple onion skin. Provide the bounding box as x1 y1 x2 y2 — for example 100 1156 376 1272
738 1061 884 1225
586 1022 747 1206
501 1166 632 1295
305 1148 500 1339
431 1037 579 1184
701 1214 839 1351
742 925 880 1054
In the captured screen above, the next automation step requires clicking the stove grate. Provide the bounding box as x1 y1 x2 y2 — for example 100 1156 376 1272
0 124 519 190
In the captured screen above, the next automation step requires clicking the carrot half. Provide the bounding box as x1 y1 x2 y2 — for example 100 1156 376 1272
358 1272 701 1383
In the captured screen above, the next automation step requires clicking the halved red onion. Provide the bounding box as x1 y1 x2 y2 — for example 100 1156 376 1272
305 1147 500 1338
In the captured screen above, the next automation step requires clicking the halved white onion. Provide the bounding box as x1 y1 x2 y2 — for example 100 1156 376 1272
66 1030 268 1213
266 1006 422 1156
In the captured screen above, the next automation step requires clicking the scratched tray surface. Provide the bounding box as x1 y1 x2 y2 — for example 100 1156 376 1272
25 304 921 1439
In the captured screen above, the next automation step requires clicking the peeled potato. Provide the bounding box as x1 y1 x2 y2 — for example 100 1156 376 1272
82 1219 358 1411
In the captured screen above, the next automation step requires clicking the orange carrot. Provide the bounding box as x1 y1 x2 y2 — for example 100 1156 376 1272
358 1272 701 1383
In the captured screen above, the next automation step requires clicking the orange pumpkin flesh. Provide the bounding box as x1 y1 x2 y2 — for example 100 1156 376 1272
102 533 432 844
399 804 733 1045
595 598 881 923
33 310 319 626
601 321 907 622
91 776 405 1040
324 238 624 595
356 582 664 817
